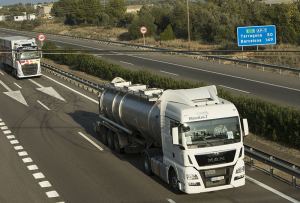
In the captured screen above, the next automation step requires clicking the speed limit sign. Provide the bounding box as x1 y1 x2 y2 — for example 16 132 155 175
140 26 147 34
37 33 46 42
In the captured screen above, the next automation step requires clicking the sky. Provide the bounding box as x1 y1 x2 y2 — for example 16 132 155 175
0 0 56 6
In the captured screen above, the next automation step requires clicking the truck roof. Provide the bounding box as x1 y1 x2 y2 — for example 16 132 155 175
0 36 33 41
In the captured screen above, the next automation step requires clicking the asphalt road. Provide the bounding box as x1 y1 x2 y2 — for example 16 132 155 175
0 28 299 108
0 63 299 202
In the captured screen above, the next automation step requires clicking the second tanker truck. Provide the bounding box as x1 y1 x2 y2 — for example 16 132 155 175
96 77 249 194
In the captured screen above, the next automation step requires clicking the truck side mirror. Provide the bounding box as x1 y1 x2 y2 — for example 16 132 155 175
242 119 249 136
172 127 179 145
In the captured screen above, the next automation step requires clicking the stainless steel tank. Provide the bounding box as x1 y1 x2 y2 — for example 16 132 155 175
99 87 162 146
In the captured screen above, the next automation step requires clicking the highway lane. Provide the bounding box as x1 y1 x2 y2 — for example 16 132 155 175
0 28 299 108
0 69 299 202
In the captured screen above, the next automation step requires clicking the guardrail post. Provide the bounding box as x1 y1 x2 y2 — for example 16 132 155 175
247 64 249 69
292 165 297 187
279 69 282 75
270 156 274 176
219 59 221 64
249 148 254 167
262 66 265 72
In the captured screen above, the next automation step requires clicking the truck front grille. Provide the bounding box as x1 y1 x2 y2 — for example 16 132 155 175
195 150 236 166
22 64 38 76
199 166 234 188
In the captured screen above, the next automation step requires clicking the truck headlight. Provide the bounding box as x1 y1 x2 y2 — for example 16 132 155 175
236 166 245 174
186 174 198 180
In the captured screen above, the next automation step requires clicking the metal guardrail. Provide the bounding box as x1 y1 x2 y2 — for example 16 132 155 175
2 28 299 76
41 62 300 187
245 145 300 187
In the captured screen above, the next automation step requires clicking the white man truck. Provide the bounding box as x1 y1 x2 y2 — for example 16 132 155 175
0 36 42 78
96 77 249 194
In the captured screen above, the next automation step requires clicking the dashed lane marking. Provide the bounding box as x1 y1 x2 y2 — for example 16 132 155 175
0 122 5 126
28 79 43 88
0 71 4 76
27 165 39 171
167 199 176 203
160 70 178 76
22 157 33 163
46 191 59 198
7 135 16 139
79 132 104 151
219 85 250 94
120 60 134 65
10 140 19 144
33 172 45 179
39 181 52 188
0 126 8 130
18 151 28 157
14 145 24 150
14 82 22 89
37 100 51 111
3 130 12 135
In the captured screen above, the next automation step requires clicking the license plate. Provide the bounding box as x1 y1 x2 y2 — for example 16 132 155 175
205 169 216 176
211 176 224 182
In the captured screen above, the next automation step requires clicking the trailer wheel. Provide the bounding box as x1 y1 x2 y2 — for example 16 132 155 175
143 152 153 176
107 130 115 150
99 126 108 145
168 168 180 193
113 134 123 154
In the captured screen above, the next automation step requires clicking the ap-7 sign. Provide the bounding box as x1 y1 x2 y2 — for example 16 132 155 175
237 25 276 47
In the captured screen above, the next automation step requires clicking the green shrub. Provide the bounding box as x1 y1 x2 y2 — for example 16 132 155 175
160 25 175 41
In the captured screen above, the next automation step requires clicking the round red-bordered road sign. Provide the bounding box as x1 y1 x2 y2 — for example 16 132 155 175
140 26 147 34
37 33 46 42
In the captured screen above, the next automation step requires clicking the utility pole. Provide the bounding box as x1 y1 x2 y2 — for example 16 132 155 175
186 0 191 50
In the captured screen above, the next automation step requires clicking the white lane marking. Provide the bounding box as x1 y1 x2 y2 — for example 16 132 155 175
167 199 176 203
0 118 2 122
10 140 19 144
3 130 12 134
18 151 28 157
37 87 66 102
78 132 104 151
46 191 59 198
37 100 51 111
218 85 250 94
0 80 12 91
120 60 133 65
14 145 24 150
43 75 98 104
7 135 16 139
133 55 300 93
14 82 22 89
0 122 5 126
1 126 8 130
33 172 45 179
0 71 4 76
49 38 103 51
27 165 39 171
246 176 299 203
39 181 52 188
22 157 33 163
160 70 178 76
29 79 44 88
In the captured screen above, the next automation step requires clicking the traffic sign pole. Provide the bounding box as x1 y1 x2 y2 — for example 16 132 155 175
143 34 145 46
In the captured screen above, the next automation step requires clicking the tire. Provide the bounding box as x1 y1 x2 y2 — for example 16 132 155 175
113 134 123 154
107 130 115 150
169 168 180 193
143 152 153 176
99 126 108 145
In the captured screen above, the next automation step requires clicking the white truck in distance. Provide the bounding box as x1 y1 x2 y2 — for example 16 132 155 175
0 36 42 78
96 77 249 194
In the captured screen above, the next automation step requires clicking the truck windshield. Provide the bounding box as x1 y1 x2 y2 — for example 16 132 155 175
183 117 241 149
19 51 40 59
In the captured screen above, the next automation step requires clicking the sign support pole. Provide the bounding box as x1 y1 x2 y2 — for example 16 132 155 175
143 34 145 46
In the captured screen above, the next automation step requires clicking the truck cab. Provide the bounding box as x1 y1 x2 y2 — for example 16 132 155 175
158 86 247 193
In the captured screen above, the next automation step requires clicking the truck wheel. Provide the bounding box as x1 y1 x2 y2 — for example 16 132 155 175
107 130 115 150
113 134 123 154
99 126 108 145
169 169 180 193
143 153 153 176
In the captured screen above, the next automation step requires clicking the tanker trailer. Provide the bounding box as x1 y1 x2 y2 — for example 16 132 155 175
96 77 249 194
